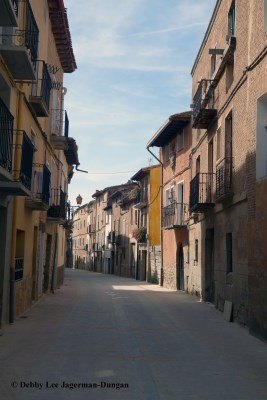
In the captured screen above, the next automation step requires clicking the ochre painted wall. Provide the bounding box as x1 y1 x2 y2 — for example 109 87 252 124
149 166 161 245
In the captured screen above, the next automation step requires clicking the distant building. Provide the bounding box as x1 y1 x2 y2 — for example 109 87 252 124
147 113 192 290
131 166 161 283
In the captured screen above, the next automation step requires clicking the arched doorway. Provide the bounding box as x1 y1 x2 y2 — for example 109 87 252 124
177 244 184 290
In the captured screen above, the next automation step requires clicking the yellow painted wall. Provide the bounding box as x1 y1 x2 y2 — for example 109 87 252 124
149 166 161 245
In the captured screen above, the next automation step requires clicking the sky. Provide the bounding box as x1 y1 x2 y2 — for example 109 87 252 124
63 0 216 205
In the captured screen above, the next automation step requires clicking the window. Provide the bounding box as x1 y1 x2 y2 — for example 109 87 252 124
195 239 199 264
164 144 170 162
177 131 184 151
226 233 233 273
196 156 200 175
216 128 221 160
228 1 236 36
226 60 234 92
210 54 216 78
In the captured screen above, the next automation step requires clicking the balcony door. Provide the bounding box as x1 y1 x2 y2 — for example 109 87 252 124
177 182 184 225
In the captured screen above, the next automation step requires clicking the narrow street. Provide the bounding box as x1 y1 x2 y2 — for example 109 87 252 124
0 269 266 400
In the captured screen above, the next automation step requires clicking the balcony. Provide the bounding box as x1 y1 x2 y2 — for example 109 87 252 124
134 192 148 209
0 0 18 27
0 0 38 81
0 97 14 181
132 227 147 243
192 80 217 129
50 109 68 150
162 203 188 229
64 137 79 166
216 157 233 201
29 61 52 117
189 173 215 213
47 188 67 222
25 164 51 211
0 130 34 196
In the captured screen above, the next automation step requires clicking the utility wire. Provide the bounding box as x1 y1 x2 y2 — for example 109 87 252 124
86 170 136 175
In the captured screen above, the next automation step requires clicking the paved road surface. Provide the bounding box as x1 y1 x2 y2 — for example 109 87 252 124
0 269 266 400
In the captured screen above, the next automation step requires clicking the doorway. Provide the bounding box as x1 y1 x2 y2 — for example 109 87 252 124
205 229 215 302
177 244 184 290
31 226 38 301
43 234 52 292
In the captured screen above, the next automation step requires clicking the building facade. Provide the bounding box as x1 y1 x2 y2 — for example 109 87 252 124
72 204 89 270
147 113 192 290
131 166 161 283
0 0 78 325
189 0 267 336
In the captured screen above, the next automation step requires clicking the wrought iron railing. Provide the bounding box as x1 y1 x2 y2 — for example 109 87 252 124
12 131 34 190
192 81 203 124
31 164 51 204
25 0 39 62
47 188 66 219
162 203 188 228
31 61 52 110
0 97 14 174
0 0 38 63
192 79 216 128
51 109 69 137
15 257 23 281
189 173 215 211
64 111 69 138
216 157 233 200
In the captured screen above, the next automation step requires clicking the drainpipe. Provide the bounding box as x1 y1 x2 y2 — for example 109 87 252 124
147 146 164 286
9 90 24 323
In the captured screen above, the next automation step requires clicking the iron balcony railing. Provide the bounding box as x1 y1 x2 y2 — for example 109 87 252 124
192 80 217 129
47 188 67 219
162 203 188 229
189 173 215 212
0 0 39 63
15 257 23 281
51 109 69 137
30 61 52 113
24 0 39 63
31 163 51 204
64 111 69 138
0 97 14 175
12 131 34 190
216 157 233 200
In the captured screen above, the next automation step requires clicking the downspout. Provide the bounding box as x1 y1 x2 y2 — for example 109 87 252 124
9 90 24 323
147 146 164 286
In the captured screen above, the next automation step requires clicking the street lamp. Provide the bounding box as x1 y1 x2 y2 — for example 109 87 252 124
76 194 83 205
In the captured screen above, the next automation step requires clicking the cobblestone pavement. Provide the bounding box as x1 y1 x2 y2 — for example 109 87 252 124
0 269 266 400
